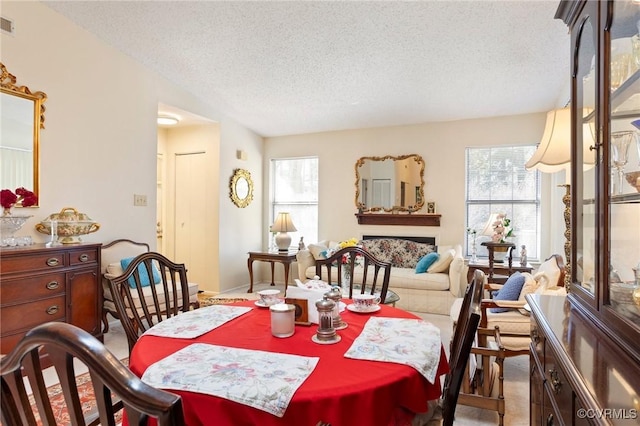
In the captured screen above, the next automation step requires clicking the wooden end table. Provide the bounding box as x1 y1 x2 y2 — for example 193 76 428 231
467 259 533 284
247 251 297 293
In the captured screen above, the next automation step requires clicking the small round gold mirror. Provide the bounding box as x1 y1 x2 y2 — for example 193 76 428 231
229 168 254 208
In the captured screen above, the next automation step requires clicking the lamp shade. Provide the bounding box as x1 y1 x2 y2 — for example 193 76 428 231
271 212 297 232
480 213 501 237
271 212 297 251
525 107 596 174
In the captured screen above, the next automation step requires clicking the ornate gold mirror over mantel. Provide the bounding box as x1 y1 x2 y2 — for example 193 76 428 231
0 62 47 206
229 168 254 208
355 154 425 213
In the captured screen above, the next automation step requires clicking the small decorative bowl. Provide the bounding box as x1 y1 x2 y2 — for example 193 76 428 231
625 171 640 192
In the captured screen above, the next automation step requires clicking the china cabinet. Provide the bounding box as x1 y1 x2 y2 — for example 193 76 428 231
528 1 640 423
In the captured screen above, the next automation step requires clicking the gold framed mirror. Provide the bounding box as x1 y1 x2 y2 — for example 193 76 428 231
355 154 425 212
1 62 47 206
229 168 254 208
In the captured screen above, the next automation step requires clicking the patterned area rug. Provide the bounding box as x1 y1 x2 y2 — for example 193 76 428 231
28 358 128 425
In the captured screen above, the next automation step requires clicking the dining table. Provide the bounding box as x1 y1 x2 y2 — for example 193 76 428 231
128 300 449 426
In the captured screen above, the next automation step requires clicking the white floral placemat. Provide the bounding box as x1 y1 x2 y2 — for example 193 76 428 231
142 305 251 339
344 317 442 383
141 343 319 417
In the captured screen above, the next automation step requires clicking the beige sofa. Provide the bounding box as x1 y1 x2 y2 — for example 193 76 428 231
296 237 467 314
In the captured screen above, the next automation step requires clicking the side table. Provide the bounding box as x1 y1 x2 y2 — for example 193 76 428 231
467 260 533 285
247 251 297 294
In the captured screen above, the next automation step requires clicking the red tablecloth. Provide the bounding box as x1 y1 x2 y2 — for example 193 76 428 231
128 301 449 426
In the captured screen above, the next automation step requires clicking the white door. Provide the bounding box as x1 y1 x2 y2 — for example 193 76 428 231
372 179 391 209
175 152 207 286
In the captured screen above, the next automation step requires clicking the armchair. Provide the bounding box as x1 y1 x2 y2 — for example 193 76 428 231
479 254 566 357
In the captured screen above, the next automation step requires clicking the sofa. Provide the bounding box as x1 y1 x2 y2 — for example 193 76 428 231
296 237 467 314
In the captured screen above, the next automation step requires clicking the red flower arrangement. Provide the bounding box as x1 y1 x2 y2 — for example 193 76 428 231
0 187 38 212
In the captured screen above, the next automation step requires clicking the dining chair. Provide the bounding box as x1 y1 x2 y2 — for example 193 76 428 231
107 251 195 354
315 246 391 303
0 322 184 426
440 270 483 426
415 270 484 426
101 239 200 334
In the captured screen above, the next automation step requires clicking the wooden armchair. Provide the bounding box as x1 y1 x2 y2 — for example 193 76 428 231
1 322 184 426
480 254 565 357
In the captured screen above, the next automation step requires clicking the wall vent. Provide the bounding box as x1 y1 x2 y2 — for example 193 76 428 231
1 16 15 36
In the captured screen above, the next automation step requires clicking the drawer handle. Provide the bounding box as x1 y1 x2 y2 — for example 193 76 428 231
46 305 59 315
79 254 90 262
46 258 60 267
46 281 60 290
546 413 554 425
549 368 562 394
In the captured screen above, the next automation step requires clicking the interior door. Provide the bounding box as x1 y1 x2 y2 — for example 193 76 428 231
175 152 207 286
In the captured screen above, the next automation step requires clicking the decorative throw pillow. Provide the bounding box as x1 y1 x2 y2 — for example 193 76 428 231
308 243 329 260
416 252 439 274
120 257 161 288
490 272 526 313
517 272 539 302
427 249 456 273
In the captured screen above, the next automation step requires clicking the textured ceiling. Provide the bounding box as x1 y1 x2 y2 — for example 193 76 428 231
43 1 570 137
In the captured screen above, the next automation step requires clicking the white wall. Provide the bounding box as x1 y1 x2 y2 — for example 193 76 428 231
264 113 567 272
2 1 263 293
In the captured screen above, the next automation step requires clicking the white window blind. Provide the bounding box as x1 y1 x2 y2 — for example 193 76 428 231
271 157 318 249
466 146 540 260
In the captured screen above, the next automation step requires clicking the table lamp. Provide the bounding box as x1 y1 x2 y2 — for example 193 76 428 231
271 212 297 252
525 106 596 290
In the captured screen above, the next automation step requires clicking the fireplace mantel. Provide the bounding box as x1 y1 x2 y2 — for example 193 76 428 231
355 213 441 226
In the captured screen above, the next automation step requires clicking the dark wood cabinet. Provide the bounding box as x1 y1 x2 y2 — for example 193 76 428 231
528 295 640 425
528 1 640 423
0 243 102 355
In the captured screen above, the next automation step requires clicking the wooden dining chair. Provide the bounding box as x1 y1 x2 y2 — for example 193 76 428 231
107 251 195 354
430 270 483 426
0 322 184 426
315 246 391 303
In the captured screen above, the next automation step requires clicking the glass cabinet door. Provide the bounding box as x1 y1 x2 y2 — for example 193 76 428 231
574 6 598 298
606 0 640 327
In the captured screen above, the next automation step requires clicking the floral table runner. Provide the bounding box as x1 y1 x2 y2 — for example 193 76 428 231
141 343 319 417
142 305 251 339
344 317 442 383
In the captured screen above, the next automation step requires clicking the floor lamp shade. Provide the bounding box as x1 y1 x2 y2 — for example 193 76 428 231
271 212 297 251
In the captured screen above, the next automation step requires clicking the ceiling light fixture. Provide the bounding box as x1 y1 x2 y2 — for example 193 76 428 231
157 115 179 126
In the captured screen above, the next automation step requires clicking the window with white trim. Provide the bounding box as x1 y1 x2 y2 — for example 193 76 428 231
271 157 318 250
466 146 540 261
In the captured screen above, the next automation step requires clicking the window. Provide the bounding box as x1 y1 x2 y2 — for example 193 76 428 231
271 157 318 250
466 146 540 260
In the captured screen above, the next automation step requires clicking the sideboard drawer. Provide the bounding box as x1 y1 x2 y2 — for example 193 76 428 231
545 348 574 424
0 273 66 305
69 248 98 266
0 251 67 274
0 295 66 333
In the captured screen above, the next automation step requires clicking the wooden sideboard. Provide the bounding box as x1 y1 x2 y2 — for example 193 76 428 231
528 294 640 425
0 243 103 355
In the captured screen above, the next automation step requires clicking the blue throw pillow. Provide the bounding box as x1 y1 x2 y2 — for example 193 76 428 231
120 257 161 289
416 252 439 273
490 272 526 313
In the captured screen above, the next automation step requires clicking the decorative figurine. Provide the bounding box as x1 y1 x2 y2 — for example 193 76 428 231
298 236 306 251
520 245 527 266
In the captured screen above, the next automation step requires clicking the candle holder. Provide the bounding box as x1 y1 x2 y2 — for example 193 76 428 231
325 286 347 330
312 296 341 344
